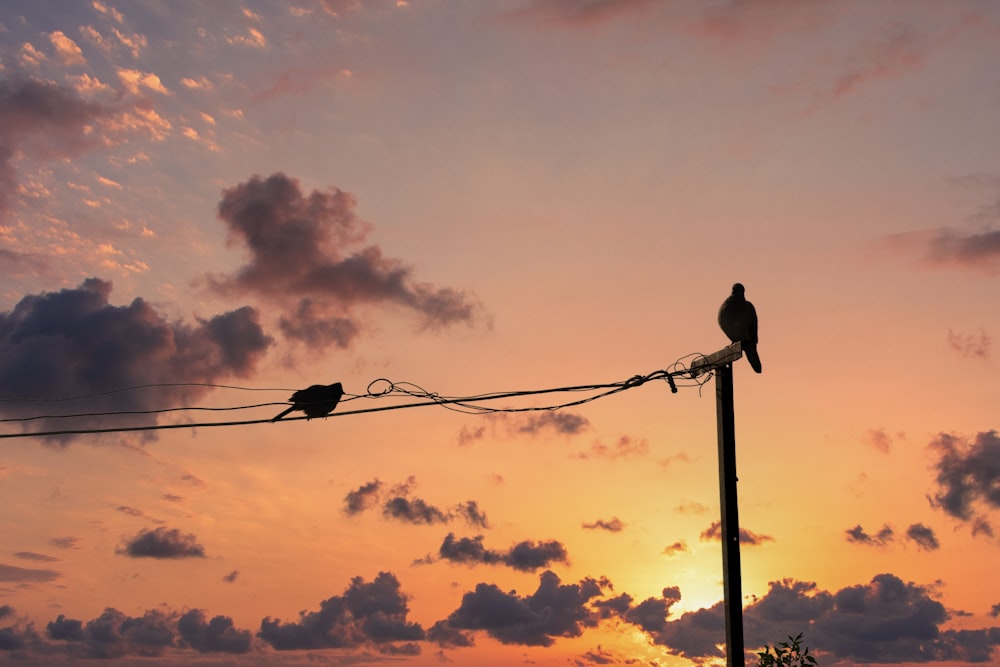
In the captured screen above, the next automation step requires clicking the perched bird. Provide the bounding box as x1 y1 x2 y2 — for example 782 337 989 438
718 283 762 373
272 382 345 421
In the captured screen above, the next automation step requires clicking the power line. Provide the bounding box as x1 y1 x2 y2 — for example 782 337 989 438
0 358 714 440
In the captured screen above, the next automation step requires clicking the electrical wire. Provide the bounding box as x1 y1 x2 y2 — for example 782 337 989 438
0 354 718 440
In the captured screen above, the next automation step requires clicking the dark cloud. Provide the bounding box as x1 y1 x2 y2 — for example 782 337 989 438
177 609 252 653
700 521 774 546
222 570 240 583
906 523 940 551
433 534 503 567
615 573 1000 664
927 430 1000 535
0 563 60 582
278 298 359 349
0 279 272 444
991 603 1000 618
0 617 37 651
426 533 569 572
345 477 490 527
208 173 484 347
426 620 474 648
845 523 895 546
582 517 624 532
624 587 682 636
343 479 383 515
46 615 85 641
258 571 424 652
453 500 490 529
444 570 611 646
8 605 257 659
383 496 449 525
948 328 992 359
117 527 206 559
0 77 118 218
506 539 569 572
77 608 175 659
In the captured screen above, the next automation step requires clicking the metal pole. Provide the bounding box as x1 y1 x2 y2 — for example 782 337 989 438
716 363 745 667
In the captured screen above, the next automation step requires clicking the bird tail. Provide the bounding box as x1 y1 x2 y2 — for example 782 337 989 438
744 343 762 374
271 405 296 422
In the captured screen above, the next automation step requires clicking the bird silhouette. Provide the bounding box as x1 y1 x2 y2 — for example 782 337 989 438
718 283 762 373
272 382 344 421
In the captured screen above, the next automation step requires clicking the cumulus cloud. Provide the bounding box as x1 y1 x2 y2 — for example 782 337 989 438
177 609 252 653
258 571 424 652
42 607 252 658
0 77 119 218
442 570 612 646
611 573 1000 664
700 521 774 546
0 279 272 443
52 608 175 659
418 533 568 572
207 173 485 349
117 527 205 559
927 430 1000 535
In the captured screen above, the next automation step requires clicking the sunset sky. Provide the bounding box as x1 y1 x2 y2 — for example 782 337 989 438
2 1 1000 665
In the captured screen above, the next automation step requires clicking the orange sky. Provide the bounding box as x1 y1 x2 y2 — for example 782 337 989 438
1 1 999 665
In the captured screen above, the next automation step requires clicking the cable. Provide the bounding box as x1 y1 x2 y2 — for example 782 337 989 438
0 355 717 440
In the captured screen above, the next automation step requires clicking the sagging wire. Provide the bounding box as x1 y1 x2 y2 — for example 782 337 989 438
0 353 715 440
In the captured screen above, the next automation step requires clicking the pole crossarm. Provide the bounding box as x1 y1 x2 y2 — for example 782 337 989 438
689 342 743 376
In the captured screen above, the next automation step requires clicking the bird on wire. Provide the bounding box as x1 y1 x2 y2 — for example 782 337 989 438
272 382 345 421
718 283 762 373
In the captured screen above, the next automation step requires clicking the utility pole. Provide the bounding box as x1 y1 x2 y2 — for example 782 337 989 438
692 343 745 667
